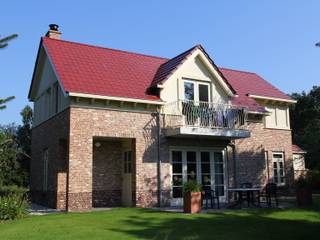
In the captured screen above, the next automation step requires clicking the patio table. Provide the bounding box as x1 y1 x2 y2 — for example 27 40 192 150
227 188 261 208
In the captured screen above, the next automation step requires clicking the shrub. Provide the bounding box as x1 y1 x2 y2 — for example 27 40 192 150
295 175 312 189
183 181 202 193
0 185 28 220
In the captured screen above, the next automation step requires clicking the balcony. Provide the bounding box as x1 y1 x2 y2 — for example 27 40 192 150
162 100 250 139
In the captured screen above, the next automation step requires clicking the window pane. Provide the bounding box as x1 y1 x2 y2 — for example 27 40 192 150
273 154 283 159
172 151 182 163
215 174 224 185
214 163 223 174
202 175 211 185
173 187 182 198
173 163 182 174
214 152 223 163
273 162 278 169
201 152 210 163
173 175 183 186
188 174 197 181
199 84 209 102
201 163 210 173
187 151 196 163
184 82 194 101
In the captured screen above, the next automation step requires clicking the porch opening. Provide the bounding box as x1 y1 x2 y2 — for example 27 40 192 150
92 137 135 208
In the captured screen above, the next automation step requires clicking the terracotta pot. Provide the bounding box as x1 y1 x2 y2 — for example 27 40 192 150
296 187 313 206
183 192 202 214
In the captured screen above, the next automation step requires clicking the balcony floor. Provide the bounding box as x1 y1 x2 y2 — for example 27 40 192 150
164 126 251 139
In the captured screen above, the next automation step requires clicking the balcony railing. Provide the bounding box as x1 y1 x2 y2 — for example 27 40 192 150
163 100 248 130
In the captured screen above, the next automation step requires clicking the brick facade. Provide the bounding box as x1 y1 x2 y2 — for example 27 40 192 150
30 106 295 211
30 109 69 210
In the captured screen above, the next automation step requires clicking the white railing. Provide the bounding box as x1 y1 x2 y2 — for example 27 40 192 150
163 100 248 130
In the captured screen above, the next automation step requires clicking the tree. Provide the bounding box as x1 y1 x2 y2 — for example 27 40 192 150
290 86 320 170
0 34 18 49
1 33 18 109
0 96 15 110
16 106 33 185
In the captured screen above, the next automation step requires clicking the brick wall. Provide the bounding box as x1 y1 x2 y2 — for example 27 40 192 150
233 121 294 191
30 109 69 210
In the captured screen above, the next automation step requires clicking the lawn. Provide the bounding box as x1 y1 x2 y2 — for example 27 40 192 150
0 199 319 240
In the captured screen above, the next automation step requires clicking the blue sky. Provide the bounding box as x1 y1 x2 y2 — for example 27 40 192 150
1 0 319 124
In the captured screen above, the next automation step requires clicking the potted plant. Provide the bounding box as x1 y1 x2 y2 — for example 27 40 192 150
295 175 313 206
183 180 202 214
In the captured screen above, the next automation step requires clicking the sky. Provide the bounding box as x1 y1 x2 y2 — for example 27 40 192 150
0 0 319 124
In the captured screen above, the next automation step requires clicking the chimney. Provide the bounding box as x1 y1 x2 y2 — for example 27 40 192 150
46 24 61 39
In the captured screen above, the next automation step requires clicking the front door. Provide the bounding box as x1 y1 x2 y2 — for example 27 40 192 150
122 151 132 206
171 148 226 206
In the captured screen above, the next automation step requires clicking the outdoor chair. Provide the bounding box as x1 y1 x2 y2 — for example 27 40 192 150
202 187 220 209
259 183 279 207
239 182 254 206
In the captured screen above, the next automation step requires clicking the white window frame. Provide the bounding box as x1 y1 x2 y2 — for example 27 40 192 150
265 105 290 130
272 152 285 186
182 79 211 103
43 148 49 192
169 146 227 206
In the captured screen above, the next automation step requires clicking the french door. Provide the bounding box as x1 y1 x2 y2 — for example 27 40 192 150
171 148 226 206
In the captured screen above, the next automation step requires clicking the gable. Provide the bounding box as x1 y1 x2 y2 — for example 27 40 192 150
28 42 66 101
160 49 231 104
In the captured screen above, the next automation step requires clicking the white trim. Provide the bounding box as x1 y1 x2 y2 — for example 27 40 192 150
164 49 235 97
68 92 165 105
272 152 286 186
169 146 227 206
248 94 297 104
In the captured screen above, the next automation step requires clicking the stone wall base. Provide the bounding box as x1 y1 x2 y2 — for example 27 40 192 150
92 190 121 207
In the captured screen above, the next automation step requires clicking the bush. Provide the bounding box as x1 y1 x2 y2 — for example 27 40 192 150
183 181 202 193
0 185 28 220
295 175 312 189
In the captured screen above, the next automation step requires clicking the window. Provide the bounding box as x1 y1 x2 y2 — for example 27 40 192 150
171 149 226 200
172 151 183 198
43 148 49 191
272 152 285 185
183 80 210 102
124 151 132 174
265 105 290 129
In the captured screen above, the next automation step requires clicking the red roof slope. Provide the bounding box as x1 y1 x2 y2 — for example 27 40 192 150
42 37 167 101
220 68 291 111
292 144 306 153
40 37 292 110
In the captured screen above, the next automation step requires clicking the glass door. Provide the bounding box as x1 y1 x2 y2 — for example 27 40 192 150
171 149 226 206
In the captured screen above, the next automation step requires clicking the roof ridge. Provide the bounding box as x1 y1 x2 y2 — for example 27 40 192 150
42 37 169 61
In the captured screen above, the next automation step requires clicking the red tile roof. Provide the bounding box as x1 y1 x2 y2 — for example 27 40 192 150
42 37 167 101
292 144 306 153
40 37 292 110
219 68 291 111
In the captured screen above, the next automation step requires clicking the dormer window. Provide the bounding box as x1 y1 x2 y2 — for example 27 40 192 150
183 79 210 102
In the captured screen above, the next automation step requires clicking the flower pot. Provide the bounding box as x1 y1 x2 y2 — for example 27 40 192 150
183 192 202 214
296 187 313 206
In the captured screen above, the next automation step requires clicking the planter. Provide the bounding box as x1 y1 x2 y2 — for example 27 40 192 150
183 192 202 214
296 187 313 206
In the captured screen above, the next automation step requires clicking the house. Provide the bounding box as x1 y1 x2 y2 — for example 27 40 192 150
29 25 299 211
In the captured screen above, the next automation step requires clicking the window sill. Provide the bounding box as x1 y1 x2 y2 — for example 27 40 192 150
264 126 291 131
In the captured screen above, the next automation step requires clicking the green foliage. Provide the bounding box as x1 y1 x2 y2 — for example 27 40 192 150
0 106 33 187
0 34 18 49
290 86 320 170
0 96 15 110
0 185 28 220
183 180 202 193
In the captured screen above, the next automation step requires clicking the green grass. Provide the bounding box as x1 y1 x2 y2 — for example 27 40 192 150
0 199 319 240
